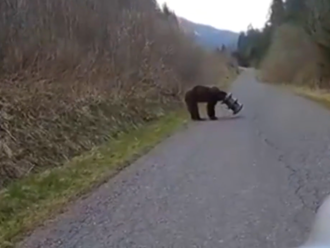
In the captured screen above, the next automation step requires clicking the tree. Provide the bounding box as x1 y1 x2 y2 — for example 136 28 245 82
269 0 285 28
305 0 330 46
304 0 330 65
284 0 308 24
162 3 171 16
160 3 178 24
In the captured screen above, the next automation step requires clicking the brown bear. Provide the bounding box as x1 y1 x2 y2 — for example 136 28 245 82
184 85 227 121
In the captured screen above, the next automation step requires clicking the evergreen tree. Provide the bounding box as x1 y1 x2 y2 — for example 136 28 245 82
269 0 285 28
284 0 307 24
304 0 330 60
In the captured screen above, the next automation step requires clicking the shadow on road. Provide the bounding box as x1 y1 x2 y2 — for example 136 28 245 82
189 115 245 123
216 115 245 121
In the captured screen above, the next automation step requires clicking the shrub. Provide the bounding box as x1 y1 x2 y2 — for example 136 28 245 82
260 23 325 86
0 0 235 186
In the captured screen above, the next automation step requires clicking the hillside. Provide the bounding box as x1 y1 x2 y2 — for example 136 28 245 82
0 0 240 245
178 17 239 50
0 0 237 188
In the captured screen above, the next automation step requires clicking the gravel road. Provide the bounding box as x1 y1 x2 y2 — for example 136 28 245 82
19 69 330 248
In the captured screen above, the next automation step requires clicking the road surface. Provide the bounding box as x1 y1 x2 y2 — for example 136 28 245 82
19 69 330 248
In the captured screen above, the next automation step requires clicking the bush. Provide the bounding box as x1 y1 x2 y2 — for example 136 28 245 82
0 0 235 186
260 23 325 86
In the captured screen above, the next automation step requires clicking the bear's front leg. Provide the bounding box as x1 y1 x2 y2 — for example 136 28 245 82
207 102 217 120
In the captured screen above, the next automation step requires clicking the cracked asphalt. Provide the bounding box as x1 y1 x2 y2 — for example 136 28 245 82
19 69 330 248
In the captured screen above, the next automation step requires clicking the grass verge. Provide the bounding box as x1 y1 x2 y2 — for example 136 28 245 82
274 84 330 109
0 71 238 247
290 86 330 109
258 70 330 109
0 110 188 248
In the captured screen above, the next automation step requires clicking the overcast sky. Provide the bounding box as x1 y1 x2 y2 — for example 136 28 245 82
156 0 273 32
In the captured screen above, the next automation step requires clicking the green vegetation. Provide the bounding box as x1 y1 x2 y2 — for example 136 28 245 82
0 0 238 246
0 74 238 247
0 0 237 187
0 111 188 247
234 0 330 103
289 85 330 110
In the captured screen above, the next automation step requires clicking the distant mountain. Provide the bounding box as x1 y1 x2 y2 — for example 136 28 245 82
177 17 239 51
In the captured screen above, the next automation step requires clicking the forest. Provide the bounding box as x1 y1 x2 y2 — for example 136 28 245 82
236 0 330 88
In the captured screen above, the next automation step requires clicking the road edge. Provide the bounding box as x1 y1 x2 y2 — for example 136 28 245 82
0 70 240 247
0 110 189 247
255 69 330 111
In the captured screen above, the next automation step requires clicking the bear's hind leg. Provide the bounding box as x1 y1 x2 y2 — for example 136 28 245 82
187 101 202 121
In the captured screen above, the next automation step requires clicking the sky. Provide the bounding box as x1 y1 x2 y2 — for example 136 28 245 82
156 0 273 32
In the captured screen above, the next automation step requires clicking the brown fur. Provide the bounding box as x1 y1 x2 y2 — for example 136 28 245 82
184 85 227 121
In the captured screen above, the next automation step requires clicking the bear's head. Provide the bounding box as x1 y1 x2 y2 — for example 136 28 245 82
210 87 227 101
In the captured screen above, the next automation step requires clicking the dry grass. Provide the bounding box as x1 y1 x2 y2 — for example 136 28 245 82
0 0 237 187
0 111 189 247
0 73 238 247
0 0 238 245
259 23 325 86
258 23 330 108
0 76 237 247
287 85 330 109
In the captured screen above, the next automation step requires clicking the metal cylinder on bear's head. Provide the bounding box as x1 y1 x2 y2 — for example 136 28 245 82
222 93 243 115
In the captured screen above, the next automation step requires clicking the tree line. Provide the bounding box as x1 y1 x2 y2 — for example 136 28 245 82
235 0 330 78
